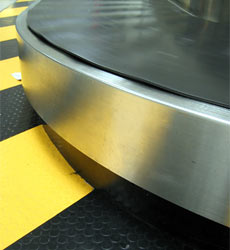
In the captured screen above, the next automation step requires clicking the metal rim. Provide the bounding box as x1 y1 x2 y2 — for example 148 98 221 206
16 7 230 226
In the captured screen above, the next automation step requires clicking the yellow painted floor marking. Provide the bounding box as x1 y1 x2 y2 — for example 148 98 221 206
0 57 21 90
17 0 34 2
0 6 27 18
0 125 93 250
0 25 16 42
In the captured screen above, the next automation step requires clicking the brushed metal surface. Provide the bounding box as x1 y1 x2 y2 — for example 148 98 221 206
17 9 230 226
171 0 229 23
27 0 229 108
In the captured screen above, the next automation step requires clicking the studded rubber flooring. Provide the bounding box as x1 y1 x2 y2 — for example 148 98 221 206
0 85 44 141
5 190 228 250
0 1 229 250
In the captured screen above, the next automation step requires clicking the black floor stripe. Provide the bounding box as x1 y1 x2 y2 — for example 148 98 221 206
5 190 227 250
0 39 18 60
11 1 32 8
0 85 45 141
0 16 17 27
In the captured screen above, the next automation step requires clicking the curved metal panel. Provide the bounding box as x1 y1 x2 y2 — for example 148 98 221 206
16 10 229 226
171 0 229 23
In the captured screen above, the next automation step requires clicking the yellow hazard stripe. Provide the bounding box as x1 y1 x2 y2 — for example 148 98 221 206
0 57 21 90
0 3 29 89
0 25 16 42
0 2 93 249
0 125 93 249
0 6 27 18
17 0 34 2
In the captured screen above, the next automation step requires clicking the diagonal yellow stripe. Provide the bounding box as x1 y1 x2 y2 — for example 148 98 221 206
0 6 27 18
0 57 21 90
0 25 16 42
0 126 93 250
17 0 34 2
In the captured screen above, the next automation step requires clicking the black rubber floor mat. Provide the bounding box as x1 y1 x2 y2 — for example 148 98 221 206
5 190 227 250
0 85 44 141
0 16 17 27
0 39 18 60
27 0 229 108
44 124 228 250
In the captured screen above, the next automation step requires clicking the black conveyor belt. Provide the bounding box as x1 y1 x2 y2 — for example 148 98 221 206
27 0 229 108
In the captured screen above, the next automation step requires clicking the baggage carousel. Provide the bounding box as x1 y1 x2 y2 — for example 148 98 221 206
16 0 229 227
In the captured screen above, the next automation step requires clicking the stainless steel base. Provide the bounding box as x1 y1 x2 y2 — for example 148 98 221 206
16 8 229 226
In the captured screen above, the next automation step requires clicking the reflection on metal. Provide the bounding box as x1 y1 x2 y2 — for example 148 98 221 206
16 9 230 226
43 123 229 250
171 0 229 22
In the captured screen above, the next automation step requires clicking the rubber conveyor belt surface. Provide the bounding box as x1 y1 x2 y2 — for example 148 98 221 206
27 0 229 108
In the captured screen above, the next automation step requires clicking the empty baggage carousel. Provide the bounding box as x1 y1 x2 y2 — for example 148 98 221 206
1 0 229 249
